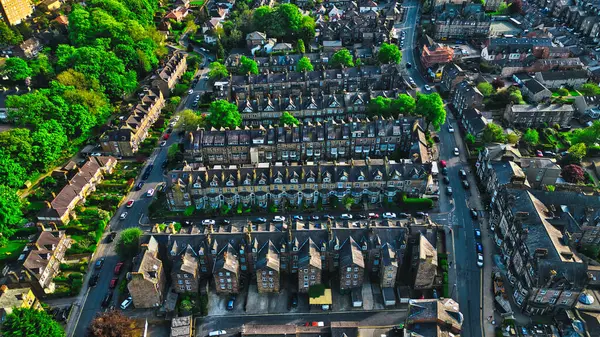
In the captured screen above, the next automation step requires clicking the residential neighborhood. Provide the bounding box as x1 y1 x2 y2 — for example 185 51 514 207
0 0 600 336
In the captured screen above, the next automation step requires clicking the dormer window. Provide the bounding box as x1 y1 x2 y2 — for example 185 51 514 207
358 176 365 181
307 177 315 183
244 179 251 185
340 176 347 182
226 180 234 187
290 178 298 184
258 179 266 185
374 175 382 180
274 178 282 184
323 177 331 183
210 181 218 187
193 182 201 188
293 246 298 251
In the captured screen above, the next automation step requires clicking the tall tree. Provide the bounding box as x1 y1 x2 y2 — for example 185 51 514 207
0 21 23 45
377 43 402 64
205 100 242 129
297 39 305 53
562 164 585 183
580 83 600 96
208 61 229 80
477 82 493 97
522 129 539 145
392 94 416 116
116 228 143 259
88 310 140 337
0 150 28 188
482 123 506 143
2 307 64 337
238 56 258 75
567 143 587 162
280 111 300 125
176 110 206 131
31 120 68 170
416 93 446 131
296 56 313 72
3 58 32 81
367 96 392 117
329 49 354 68
0 184 23 245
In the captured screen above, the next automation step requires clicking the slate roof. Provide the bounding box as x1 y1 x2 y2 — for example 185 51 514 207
340 236 365 268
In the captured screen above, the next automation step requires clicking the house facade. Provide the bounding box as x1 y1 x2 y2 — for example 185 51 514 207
503 103 574 128
339 237 365 291
127 237 166 308
521 79 552 103
433 4 491 40
451 81 484 119
0 285 41 322
152 51 187 96
298 238 322 293
411 233 438 290
255 241 280 293
534 70 589 89
213 244 240 294
420 36 455 69
170 245 199 294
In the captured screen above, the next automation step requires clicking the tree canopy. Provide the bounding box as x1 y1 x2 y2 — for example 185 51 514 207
0 185 22 246
208 61 229 80
280 111 300 125
329 49 354 68
206 100 242 129
562 164 585 183
253 4 315 41
580 83 600 96
2 307 65 337
238 56 258 75
377 43 402 64
2 58 32 81
367 94 416 118
477 82 493 97
522 129 539 145
116 228 143 259
416 93 446 131
296 56 313 72
176 110 206 132
482 123 506 143
88 310 140 337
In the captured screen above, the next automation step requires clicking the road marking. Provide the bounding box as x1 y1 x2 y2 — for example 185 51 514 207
69 287 91 337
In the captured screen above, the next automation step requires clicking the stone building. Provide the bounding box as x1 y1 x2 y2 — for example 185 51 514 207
171 244 199 294
339 237 365 291
379 244 399 288
503 103 574 128
298 238 322 293
127 237 166 308
213 244 240 294
433 4 491 40
412 233 438 290
255 240 280 293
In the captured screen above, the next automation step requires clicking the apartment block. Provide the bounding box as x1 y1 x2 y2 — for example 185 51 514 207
503 103 574 128
127 237 166 308
0 0 33 25
433 4 491 40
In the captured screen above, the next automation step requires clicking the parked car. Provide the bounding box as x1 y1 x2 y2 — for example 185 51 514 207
202 219 215 226
289 293 298 310
439 160 447 168
474 228 481 239
309 215 320 220
114 262 124 275
471 209 478 219
453 147 459 156
187 89 193 95
109 278 118 289
442 176 450 184
424 84 431 91
368 213 379 219
476 242 483 253
340 214 353 220
382 212 397 219
448 124 455 133
398 212 410 218
292 215 303 221
477 253 484 268
462 180 470 189
226 296 236 310
208 331 227 337
119 212 128 220
101 292 113 308
135 182 144 191
163 133 170 140
441 167 448 175
146 189 155 197
406 62 412 68
536 150 543 157
221 219 231 225
323 214 334 220
106 232 117 243
273 216 286 222
89 274 99 287
254 217 267 223
446 186 453 195
459 169 467 179
125 200 134 208
95 258 105 270
160 141 167 147
120 297 133 310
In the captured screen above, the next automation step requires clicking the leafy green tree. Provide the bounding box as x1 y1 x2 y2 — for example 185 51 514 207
280 111 300 125
556 88 569 97
0 184 22 245
377 43 402 64
3 57 32 81
498 1 510 14
523 129 539 145
568 143 587 162
416 93 446 131
465 133 476 145
0 150 28 188
176 109 206 131
507 86 525 104
167 143 179 161
580 83 600 96
342 195 355 211
392 94 416 116
115 228 143 259
329 49 354 68
216 39 225 60
32 121 68 170
208 61 229 80
238 56 258 75
297 39 305 53
506 133 519 144
482 123 506 143
2 307 64 337
296 56 313 72
0 128 33 171
206 100 242 129
569 121 600 146
477 82 493 97
28 53 54 80
368 96 392 117
0 21 23 45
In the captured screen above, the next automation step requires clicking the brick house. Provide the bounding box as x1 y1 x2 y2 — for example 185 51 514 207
379 243 398 288
298 238 322 293
171 245 199 294
213 244 240 294
3 230 71 298
152 51 187 96
411 233 437 290
481 38 553 65
0 285 42 322
127 237 166 308
339 237 365 291
255 240 280 293
420 36 455 69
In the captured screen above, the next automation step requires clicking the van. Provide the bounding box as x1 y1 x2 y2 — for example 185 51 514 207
120 297 133 310
208 330 226 336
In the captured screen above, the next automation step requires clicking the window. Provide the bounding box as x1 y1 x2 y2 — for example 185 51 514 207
269 271 273 275
185 280 190 284
304 282 309 287
347 267 351 272
180 286 185 291
226 272 230 276
353 274 358 279
186 285 192 290
184 274 189 278
227 278 232 283
354 267 359 272
304 269 308 273
220 279 224 283
346 274 350 278
178 280 183 284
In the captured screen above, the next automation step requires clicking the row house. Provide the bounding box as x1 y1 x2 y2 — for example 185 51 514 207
215 64 402 100
37 156 117 225
521 78 552 103
183 117 419 165
433 4 491 40
3 229 71 298
503 103 575 128
476 143 526 194
171 245 199 294
481 38 554 66
461 108 489 140
420 35 455 69
318 10 393 46
405 298 463 336
127 237 166 308
162 218 410 295
0 285 42 322
451 81 484 119
534 70 589 89
100 88 165 156
152 51 187 97
573 95 600 119
165 159 431 211
488 189 589 315
439 63 467 94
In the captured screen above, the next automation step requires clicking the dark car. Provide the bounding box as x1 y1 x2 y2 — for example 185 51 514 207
406 62 412 68
474 229 481 239
357 214 367 219
471 209 478 219
462 180 470 189
442 176 450 184
441 167 448 175
289 293 298 310
161 160 168 169
476 242 483 253
221 219 231 225
432 135 440 143
101 292 113 308
135 182 144 191
459 169 467 179
95 258 105 270
106 231 117 243
254 217 267 223
226 296 236 310
89 274 99 287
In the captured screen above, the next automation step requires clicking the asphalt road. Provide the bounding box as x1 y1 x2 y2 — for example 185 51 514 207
70 49 212 337
401 0 427 92
199 310 407 337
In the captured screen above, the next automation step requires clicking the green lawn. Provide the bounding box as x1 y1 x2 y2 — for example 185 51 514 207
190 0 205 6
0 240 27 262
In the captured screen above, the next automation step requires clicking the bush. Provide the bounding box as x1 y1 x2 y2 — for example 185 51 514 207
69 272 83 280
199 294 208 316
71 278 83 295
399 195 434 210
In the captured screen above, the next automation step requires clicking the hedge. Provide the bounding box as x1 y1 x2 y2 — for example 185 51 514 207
400 195 433 210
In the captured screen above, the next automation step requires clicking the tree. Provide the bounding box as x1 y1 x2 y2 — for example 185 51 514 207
523 129 539 145
509 0 523 13
31 121 68 170
297 39 305 54
296 56 313 72
208 61 229 80
508 86 525 104
0 21 23 45
115 228 143 259
482 123 506 143
465 133 475 145
280 111 300 125
216 39 225 60
330 49 354 68
88 310 140 337
377 43 402 64
367 96 392 117
238 56 258 75
580 83 600 96
416 93 446 131
568 143 587 162
3 57 32 81
491 78 504 90
2 307 65 337
477 82 493 97
562 164 585 183
342 195 355 211
569 121 600 146
506 133 519 144
556 88 569 97
176 109 206 131
205 100 242 129
167 144 179 161
392 94 416 116
0 185 22 246
0 150 28 188
497 1 510 14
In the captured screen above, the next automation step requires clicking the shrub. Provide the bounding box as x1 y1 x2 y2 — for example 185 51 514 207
69 272 83 280
399 195 434 210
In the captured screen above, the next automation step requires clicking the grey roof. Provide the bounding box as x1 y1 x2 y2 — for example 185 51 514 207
255 240 280 272
524 79 548 94
338 237 365 269
538 70 588 81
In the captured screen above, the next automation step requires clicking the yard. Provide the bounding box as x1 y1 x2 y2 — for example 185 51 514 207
0 240 28 265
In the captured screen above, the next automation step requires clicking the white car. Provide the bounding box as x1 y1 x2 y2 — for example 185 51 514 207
146 189 155 197
160 141 167 147
477 253 484 268
382 212 397 219
454 147 459 156
119 212 128 220
90 152 102 157
208 331 226 337
340 214 353 220
120 297 133 310
188 89 193 95
424 84 431 91
202 219 215 226
448 124 454 133
273 216 286 222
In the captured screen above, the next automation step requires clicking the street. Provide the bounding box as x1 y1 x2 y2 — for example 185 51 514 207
401 0 427 91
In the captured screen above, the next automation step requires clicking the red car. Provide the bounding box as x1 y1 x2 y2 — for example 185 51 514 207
439 160 447 168
163 133 170 140
125 200 134 208
109 278 118 289
114 262 124 275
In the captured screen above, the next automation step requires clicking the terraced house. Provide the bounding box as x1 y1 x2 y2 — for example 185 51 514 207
166 159 432 211
183 117 422 164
